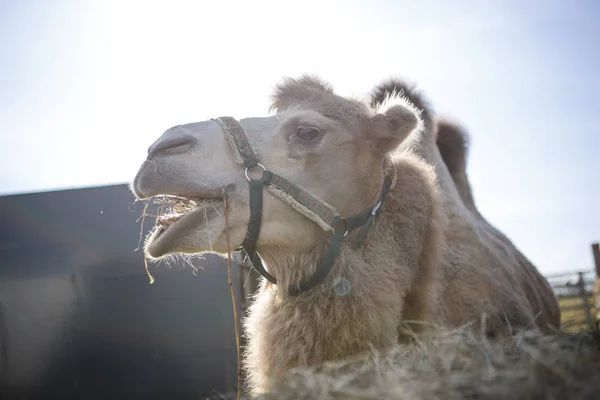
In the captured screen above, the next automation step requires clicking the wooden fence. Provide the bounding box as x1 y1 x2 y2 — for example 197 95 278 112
545 269 598 332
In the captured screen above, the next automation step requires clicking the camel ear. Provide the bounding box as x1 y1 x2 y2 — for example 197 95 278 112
368 101 421 153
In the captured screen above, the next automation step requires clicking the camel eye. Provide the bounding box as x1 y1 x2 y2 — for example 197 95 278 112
296 126 320 141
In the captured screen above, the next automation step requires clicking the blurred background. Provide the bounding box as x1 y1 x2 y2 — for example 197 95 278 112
0 0 598 398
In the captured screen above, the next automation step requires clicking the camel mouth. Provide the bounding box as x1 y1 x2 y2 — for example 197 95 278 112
140 194 226 258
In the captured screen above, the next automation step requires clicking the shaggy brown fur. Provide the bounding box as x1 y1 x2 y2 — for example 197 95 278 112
370 78 434 132
368 78 561 332
240 76 561 395
370 82 475 204
370 80 475 208
435 119 469 175
270 75 373 134
433 119 478 211
243 87 440 393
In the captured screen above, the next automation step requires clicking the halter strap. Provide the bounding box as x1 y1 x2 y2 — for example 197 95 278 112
213 116 260 169
212 116 393 295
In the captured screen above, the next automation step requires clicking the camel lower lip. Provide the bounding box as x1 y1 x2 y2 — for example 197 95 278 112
158 213 186 229
145 198 225 257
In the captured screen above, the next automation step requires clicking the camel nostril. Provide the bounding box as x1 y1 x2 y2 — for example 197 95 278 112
148 135 196 157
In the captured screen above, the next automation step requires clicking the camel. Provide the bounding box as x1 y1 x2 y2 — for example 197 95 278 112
130 74 560 396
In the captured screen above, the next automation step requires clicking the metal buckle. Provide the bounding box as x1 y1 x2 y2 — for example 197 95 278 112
244 163 266 182
371 200 383 216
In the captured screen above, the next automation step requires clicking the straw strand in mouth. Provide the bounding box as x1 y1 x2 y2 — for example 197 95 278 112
224 194 242 400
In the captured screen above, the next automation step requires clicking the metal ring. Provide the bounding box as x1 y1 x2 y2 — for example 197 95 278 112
244 163 266 182
371 200 383 216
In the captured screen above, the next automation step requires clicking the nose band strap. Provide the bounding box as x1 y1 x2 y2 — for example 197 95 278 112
213 116 260 168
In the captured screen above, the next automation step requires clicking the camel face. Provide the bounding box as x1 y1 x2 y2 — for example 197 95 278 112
131 77 421 260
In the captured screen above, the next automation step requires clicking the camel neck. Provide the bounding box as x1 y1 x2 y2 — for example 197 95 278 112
257 238 369 300
257 189 397 299
253 165 394 297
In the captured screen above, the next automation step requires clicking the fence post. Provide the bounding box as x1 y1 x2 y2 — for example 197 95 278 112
577 272 594 329
592 243 600 278
593 243 600 323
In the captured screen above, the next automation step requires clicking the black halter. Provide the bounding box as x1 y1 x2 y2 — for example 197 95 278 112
213 117 393 296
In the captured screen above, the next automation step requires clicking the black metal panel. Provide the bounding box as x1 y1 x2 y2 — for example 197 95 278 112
0 184 239 399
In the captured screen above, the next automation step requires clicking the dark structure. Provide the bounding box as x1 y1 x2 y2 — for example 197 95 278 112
0 184 240 399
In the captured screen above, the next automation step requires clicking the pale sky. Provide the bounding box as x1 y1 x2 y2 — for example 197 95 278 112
1 0 598 275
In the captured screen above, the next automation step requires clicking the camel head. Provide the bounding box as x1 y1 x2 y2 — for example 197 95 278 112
131 75 423 262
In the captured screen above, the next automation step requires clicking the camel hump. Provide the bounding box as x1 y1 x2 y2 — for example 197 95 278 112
369 79 434 131
434 119 470 175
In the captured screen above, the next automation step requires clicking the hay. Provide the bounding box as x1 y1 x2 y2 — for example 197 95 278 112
218 324 600 400
135 195 206 283
141 254 154 284
139 195 200 220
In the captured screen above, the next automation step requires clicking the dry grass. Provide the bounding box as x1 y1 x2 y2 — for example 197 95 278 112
135 195 197 284
224 194 242 400
134 195 223 282
207 324 600 400
559 295 597 333
135 195 200 229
